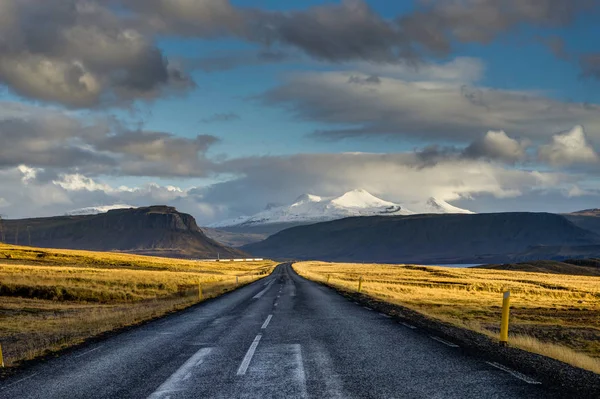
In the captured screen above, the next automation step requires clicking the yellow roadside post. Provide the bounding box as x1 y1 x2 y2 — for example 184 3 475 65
500 291 511 345
198 281 203 301
0 343 4 367
236 276 239 287
358 276 363 293
327 274 330 283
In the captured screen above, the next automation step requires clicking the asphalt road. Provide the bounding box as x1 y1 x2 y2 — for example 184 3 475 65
1 263 550 398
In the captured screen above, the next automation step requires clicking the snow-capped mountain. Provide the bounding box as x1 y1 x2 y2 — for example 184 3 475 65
418 198 475 214
65 204 136 216
210 189 475 228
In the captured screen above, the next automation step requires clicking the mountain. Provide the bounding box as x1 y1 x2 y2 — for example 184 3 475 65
242 212 600 264
564 209 600 236
210 189 473 230
0 206 245 259
421 198 475 214
65 204 136 216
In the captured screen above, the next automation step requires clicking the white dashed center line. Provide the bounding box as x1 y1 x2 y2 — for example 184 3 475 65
400 322 417 329
363 307 372 311
261 314 273 329
237 335 262 376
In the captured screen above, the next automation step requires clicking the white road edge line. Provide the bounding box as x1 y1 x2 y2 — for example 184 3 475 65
430 336 460 348
379 313 391 318
363 307 372 311
400 322 417 329
146 347 213 399
486 361 541 385
237 335 262 376
261 314 273 329
0 373 39 391
74 345 104 358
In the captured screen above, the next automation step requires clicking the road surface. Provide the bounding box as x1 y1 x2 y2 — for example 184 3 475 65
1 263 549 398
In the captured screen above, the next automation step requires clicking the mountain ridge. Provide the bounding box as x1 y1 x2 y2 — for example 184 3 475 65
210 189 472 229
242 212 600 264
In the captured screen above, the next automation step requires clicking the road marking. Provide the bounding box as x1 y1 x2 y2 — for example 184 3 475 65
274 302 278 307
0 373 39 391
261 314 273 329
292 344 309 398
363 306 372 311
430 336 459 348
400 322 416 329
379 313 391 318
254 280 275 299
264 280 271 286
147 348 213 398
237 335 262 376
74 345 104 358
486 361 541 384
353 301 359 304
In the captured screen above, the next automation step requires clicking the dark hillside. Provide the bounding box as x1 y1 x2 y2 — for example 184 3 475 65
0 206 245 259
243 212 600 264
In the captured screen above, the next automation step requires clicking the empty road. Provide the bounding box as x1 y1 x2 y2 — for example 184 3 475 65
1 263 549 398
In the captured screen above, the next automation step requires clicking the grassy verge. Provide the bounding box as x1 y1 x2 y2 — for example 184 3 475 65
0 244 276 366
293 261 600 374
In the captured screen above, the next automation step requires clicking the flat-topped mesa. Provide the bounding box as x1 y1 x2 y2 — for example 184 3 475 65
105 206 200 232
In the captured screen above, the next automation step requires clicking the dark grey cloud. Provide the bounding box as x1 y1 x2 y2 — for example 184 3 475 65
261 71 600 142
0 0 193 108
201 113 241 123
0 104 219 177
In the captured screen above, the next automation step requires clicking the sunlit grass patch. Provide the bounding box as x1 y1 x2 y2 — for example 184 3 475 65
294 261 600 374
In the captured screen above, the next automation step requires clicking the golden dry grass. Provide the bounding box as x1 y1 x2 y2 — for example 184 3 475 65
293 261 600 374
0 244 276 366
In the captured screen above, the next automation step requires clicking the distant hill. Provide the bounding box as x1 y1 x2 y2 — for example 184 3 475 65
564 209 600 236
242 212 600 264
201 227 269 248
476 259 600 276
0 206 245 259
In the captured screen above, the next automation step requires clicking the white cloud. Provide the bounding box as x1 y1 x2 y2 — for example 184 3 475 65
464 130 529 162
538 125 599 166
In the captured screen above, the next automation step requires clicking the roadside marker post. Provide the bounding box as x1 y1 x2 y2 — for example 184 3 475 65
500 291 511 345
0 343 4 367
358 276 363 293
198 281 203 301
236 276 239 287
327 274 330 283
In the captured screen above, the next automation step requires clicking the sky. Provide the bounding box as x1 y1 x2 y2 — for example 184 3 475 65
1 0 600 223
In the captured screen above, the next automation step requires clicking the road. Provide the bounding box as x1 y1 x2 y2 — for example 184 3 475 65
1 263 549 398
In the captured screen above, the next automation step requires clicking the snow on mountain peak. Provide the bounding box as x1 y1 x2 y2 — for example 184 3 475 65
293 193 322 204
423 197 474 214
208 190 475 228
331 189 395 209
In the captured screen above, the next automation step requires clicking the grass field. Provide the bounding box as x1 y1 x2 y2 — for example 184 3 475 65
294 261 600 374
0 244 276 366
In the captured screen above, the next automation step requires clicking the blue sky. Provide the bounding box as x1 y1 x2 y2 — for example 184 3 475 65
1 0 600 222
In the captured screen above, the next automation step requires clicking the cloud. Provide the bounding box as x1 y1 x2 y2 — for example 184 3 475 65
0 0 193 108
262 70 600 142
0 102 219 177
464 131 529 163
201 112 241 123
538 125 599 166
400 0 596 50
201 151 566 218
